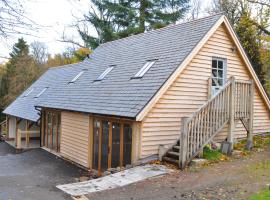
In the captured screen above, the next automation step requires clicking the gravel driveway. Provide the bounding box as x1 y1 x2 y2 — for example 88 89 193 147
0 142 85 200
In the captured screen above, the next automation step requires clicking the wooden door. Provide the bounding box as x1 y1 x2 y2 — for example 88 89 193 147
92 118 132 175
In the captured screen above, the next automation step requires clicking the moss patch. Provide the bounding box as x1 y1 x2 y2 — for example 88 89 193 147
249 188 270 200
203 146 223 162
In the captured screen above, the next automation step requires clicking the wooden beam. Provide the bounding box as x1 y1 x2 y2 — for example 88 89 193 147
88 116 93 169
120 123 124 167
26 120 29 147
108 121 112 169
50 113 53 149
6 116 9 139
56 113 59 152
98 120 102 176
228 77 236 152
247 80 254 149
179 117 188 169
41 110 45 146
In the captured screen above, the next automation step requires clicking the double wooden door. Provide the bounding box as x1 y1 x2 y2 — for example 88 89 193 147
43 111 61 152
92 119 132 174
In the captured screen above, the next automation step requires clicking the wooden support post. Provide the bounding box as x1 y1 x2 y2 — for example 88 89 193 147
108 121 112 169
208 77 212 99
228 77 235 153
41 110 45 146
179 117 188 169
26 120 29 147
120 123 124 167
246 80 254 150
88 116 93 169
6 116 9 139
17 129 21 149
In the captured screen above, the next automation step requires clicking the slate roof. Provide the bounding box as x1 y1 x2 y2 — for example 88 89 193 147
3 14 223 122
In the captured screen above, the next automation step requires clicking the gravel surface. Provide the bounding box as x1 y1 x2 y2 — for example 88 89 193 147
86 148 270 200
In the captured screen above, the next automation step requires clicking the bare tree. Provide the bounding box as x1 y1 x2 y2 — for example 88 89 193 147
188 0 202 20
30 41 48 65
0 0 39 38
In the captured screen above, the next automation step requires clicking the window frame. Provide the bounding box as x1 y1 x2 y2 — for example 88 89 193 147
211 57 227 95
35 87 48 98
95 66 114 81
133 61 156 78
24 88 34 97
69 70 86 84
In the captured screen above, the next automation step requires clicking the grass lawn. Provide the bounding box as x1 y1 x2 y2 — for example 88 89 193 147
250 188 270 200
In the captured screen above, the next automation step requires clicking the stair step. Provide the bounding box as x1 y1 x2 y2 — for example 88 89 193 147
163 156 179 164
167 151 180 157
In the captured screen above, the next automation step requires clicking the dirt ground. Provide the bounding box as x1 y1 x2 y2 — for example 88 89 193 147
0 142 85 200
86 145 270 200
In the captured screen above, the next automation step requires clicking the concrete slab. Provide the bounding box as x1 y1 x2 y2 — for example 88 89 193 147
57 164 173 196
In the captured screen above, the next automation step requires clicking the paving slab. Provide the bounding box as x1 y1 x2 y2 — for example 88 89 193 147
57 164 173 196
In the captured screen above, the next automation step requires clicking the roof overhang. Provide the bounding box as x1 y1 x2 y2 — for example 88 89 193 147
136 15 270 121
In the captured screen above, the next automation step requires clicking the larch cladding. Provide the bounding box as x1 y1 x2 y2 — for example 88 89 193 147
60 111 89 168
140 24 270 158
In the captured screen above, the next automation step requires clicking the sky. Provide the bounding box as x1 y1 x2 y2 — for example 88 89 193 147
0 0 90 63
0 0 211 64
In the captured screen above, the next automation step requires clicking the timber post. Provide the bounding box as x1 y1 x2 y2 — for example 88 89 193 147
228 76 236 153
207 77 212 99
246 80 254 150
179 117 188 169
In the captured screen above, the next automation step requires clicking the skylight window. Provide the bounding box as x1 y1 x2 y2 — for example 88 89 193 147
35 87 48 98
69 70 85 83
24 88 34 97
134 61 156 78
96 66 114 81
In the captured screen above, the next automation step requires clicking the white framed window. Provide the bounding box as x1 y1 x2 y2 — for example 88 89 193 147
133 61 156 78
211 57 227 95
69 70 85 83
35 87 48 98
24 88 34 97
96 66 114 81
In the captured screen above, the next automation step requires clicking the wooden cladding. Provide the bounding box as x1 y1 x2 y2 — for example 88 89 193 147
92 118 132 175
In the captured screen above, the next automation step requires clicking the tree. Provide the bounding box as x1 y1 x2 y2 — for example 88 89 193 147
0 38 40 106
72 0 190 49
30 41 49 65
0 0 38 39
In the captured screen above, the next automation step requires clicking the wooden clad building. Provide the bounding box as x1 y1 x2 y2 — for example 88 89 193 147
3 14 270 174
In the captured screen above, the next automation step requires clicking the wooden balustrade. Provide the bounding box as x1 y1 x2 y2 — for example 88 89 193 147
179 77 253 169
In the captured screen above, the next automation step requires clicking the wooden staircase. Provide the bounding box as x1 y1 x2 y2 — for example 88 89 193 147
162 77 254 169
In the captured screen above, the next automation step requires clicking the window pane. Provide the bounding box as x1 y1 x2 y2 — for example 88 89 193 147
218 70 223 78
212 69 217 77
101 121 109 170
123 124 132 166
93 120 100 170
218 78 223 86
218 61 223 69
212 78 217 86
112 122 120 168
212 60 217 68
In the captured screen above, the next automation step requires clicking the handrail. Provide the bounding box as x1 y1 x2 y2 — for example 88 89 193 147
179 77 253 169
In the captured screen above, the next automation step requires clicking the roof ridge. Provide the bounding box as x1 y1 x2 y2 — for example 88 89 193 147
97 13 224 48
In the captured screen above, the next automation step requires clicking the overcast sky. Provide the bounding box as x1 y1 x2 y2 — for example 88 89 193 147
0 0 211 64
0 0 91 63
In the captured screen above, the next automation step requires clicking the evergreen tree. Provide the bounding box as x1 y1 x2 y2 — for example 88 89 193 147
78 0 190 49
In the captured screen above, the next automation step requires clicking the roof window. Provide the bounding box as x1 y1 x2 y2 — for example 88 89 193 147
133 61 156 78
35 87 48 98
69 70 86 84
24 88 34 97
95 66 114 81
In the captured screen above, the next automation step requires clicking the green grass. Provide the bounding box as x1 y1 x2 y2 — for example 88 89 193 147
250 188 270 200
203 146 223 162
